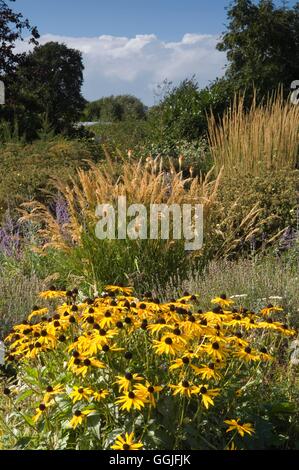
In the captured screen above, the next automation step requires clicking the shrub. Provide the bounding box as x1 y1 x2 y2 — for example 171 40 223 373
1 286 298 450
0 139 101 221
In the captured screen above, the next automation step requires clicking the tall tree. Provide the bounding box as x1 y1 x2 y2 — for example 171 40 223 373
217 0 299 98
15 42 86 135
0 0 39 77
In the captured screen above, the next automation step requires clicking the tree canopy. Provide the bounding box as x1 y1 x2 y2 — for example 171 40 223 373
1 42 86 138
217 0 299 98
84 95 147 122
0 0 39 77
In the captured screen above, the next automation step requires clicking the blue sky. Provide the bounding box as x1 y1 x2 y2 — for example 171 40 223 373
13 0 297 104
15 0 230 39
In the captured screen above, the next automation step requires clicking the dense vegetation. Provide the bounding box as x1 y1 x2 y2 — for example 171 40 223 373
0 0 298 451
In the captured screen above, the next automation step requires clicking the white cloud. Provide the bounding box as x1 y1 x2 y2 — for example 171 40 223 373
16 33 226 105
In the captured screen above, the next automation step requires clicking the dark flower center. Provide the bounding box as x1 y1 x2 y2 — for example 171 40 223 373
165 337 173 345
128 392 135 399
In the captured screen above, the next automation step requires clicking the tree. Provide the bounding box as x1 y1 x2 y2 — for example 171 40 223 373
84 95 147 122
0 0 39 77
217 0 299 98
148 77 211 145
14 42 86 135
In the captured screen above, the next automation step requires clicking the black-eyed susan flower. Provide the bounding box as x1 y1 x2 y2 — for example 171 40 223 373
39 289 67 299
224 419 255 437
205 341 227 361
115 373 144 392
33 402 51 423
191 362 222 381
28 307 49 321
260 305 283 317
211 295 234 308
195 384 220 409
134 382 163 407
105 285 134 296
70 357 106 377
259 347 273 361
153 336 184 356
111 432 143 450
169 356 192 371
115 390 147 412
43 384 64 404
234 346 260 363
93 389 109 402
69 409 95 429
169 380 199 398
69 386 93 403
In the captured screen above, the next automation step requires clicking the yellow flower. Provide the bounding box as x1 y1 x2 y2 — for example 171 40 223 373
115 373 144 392
224 419 255 437
191 363 222 381
211 295 234 308
93 389 109 401
105 285 134 296
28 307 49 321
69 386 93 403
70 357 106 377
32 402 51 423
169 356 192 371
39 290 67 299
234 346 260 363
205 341 227 361
169 380 199 398
153 336 184 355
195 385 220 409
69 409 95 429
111 432 143 450
176 294 198 303
134 382 163 407
260 305 283 316
115 390 147 412
43 384 64 404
